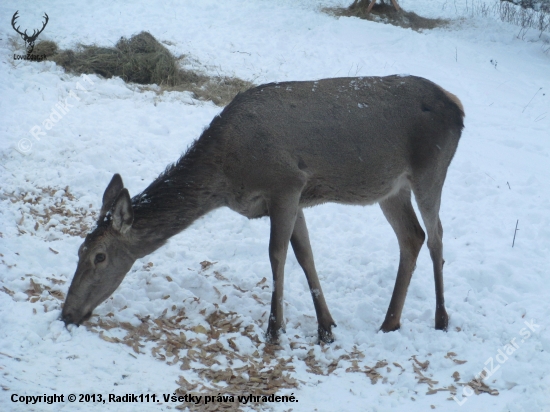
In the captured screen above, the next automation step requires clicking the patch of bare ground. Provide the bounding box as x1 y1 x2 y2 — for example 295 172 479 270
324 0 449 31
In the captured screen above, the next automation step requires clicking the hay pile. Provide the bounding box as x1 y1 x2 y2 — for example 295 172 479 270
32 32 252 106
325 0 449 31
48 32 192 86
32 40 58 58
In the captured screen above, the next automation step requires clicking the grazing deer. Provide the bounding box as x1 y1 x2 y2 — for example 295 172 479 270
61 75 464 344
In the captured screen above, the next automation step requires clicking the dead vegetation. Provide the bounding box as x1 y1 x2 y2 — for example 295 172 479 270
83 304 497 409
0 254 500 411
499 0 550 38
501 0 550 13
2 185 97 239
30 32 253 106
86 307 298 411
325 0 449 31
0 276 66 307
32 40 58 58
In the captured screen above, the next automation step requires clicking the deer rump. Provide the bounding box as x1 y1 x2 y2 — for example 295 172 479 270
62 75 464 345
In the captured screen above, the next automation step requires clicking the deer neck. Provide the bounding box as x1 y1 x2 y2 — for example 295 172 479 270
127 144 226 258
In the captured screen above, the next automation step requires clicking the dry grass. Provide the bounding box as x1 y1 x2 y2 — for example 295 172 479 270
499 0 550 38
142 76 254 107
32 40 58 58
31 32 253 106
501 0 550 13
325 1 449 31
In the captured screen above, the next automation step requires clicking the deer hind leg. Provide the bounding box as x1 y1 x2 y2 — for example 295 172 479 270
412 177 449 331
290 209 336 343
379 186 426 333
265 191 302 344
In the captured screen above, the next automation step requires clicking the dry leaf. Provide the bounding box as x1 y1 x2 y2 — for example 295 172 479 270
200 261 215 271
1 286 14 297
193 325 208 335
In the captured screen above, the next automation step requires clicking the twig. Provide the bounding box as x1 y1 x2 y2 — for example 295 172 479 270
512 219 519 247
507 181 511 190
534 112 547 122
523 87 542 113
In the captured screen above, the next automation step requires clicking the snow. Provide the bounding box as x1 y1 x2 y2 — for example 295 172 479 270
1 0 549 411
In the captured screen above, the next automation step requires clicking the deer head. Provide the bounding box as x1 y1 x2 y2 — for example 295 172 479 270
61 174 137 326
11 11 49 55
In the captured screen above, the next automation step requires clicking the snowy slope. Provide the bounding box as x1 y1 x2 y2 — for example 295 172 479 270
1 0 549 411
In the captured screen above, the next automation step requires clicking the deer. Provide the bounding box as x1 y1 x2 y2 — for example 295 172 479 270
61 75 464 344
11 11 49 55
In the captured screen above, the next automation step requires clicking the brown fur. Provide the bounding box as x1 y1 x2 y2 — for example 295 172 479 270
62 75 464 344
438 86 465 117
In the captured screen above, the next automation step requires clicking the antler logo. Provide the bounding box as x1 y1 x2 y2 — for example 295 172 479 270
11 11 49 55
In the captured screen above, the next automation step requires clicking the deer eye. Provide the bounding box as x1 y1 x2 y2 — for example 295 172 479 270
94 253 106 264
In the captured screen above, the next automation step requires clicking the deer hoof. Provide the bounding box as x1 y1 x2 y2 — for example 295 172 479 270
318 324 335 344
379 319 400 333
435 308 449 331
265 332 279 345
265 325 284 345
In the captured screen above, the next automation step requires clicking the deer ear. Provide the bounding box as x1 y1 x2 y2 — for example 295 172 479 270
99 174 124 221
111 189 133 234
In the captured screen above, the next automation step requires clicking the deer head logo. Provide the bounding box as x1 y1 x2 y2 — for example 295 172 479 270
11 11 49 55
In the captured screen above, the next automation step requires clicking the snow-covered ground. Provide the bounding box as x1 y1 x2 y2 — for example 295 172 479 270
1 0 549 411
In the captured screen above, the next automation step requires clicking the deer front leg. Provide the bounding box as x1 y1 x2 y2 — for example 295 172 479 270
265 194 300 344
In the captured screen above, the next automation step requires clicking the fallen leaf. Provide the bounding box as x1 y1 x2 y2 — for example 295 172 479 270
193 325 208 335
